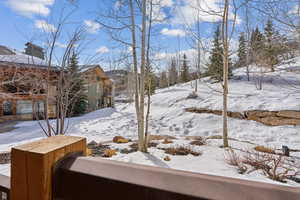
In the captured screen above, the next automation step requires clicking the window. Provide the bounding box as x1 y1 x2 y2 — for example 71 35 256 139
3 101 13 115
16 100 32 115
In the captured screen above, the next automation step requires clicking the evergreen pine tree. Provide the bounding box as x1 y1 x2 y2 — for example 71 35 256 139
145 66 156 95
67 53 87 116
180 54 190 83
237 32 247 67
208 26 232 82
168 57 178 85
250 26 264 63
263 19 279 71
159 71 168 88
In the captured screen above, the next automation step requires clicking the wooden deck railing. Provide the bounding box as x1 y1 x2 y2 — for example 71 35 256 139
2 136 300 200
52 156 300 200
0 175 10 200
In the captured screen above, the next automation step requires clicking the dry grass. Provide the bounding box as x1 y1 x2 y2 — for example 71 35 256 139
254 146 275 154
163 146 201 156
162 138 173 144
103 149 117 157
190 139 206 146
242 150 300 183
224 149 247 174
206 135 223 140
185 136 204 141
148 135 177 141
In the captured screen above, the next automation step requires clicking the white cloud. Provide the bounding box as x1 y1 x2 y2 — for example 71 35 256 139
290 5 300 15
84 20 101 34
161 28 186 37
172 0 240 25
148 0 173 23
6 0 54 17
34 20 56 32
55 42 67 48
114 1 122 9
96 46 109 54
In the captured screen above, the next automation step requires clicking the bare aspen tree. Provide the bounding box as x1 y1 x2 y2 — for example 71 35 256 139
221 0 230 147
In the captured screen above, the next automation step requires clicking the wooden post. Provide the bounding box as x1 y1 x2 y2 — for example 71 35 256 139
10 135 86 200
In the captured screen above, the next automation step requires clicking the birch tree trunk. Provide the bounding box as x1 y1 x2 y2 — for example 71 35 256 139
222 0 229 147
138 0 147 152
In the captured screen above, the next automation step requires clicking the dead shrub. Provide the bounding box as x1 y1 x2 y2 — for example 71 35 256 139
163 146 201 156
162 138 173 144
224 149 247 174
103 149 117 158
185 136 204 141
190 138 206 146
129 142 158 151
242 151 300 183
149 135 177 141
254 146 275 154
120 148 136 154
89 144 111 157
148 142 159 148
207 135 223 140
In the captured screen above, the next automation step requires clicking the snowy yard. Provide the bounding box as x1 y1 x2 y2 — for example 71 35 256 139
1 61 300 186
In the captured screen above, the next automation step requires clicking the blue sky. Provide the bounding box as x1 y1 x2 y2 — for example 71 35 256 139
0 0 297 71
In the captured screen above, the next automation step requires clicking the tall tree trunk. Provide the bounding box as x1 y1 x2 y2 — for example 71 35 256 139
144 0 153 148
222 0 229 147
138 0 147 152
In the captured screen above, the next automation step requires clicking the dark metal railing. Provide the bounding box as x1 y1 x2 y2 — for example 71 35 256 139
53 156 300 200
0 175 10 200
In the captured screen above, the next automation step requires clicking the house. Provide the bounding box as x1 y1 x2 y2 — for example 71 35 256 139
0 44 114 123
81 65 114 111
0 56 58 122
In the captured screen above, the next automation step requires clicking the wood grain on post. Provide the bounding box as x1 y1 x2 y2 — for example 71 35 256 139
10 135 86 200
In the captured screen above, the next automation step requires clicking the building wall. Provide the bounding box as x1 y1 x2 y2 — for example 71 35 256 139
83 67 114 112
0 64 58 122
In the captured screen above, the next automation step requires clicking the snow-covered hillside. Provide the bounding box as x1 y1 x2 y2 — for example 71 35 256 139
0 58 300 185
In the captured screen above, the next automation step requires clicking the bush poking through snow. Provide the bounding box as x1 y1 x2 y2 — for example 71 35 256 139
185 136 203 141
164 156 171 161
128 142 158 152
120 148 136 154
224 149 247 174
148 135 177 141
103 149 117 157
243 151 300 183
190 137 207 146
162 138 173 144
254 146 275 154
162 146 202 156
207 135 223 140
113 136 129 143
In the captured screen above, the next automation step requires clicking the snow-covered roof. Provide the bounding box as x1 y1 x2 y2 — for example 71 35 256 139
0 54 47 66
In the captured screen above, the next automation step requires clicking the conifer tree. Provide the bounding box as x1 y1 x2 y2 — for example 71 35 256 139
208 26 232 81
180 54 190 83
264 19 279 71
237 32 247 67
250 26 264 63
145 66 156 95
168 57 178 85
67 53 87 116
159 71 168 88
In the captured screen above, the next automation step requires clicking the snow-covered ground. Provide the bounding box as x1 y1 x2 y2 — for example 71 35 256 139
1 57 300 186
